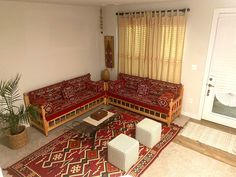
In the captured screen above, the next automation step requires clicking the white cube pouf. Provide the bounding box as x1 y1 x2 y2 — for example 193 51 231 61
136 118 162 148
108 134 139 172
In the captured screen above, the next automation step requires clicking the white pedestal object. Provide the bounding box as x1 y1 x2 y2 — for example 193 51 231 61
136 118 162 148
108 134 139 172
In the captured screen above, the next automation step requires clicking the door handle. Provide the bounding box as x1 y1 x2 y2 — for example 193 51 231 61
208 84 214 87
207 84 214 96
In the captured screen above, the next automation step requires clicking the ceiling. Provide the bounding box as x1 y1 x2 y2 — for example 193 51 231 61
8 0 176 6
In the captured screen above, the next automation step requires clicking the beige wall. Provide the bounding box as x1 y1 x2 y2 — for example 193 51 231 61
102 5 119 80
103 0 236 119
2 0 236 120
0 1 103 98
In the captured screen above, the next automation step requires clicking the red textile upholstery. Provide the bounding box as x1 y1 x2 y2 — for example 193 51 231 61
108 80 125 93
86 80 104 93
66 73 90 92
62 84 75 99
108 73 182 114
118 73 146 90
137 82 149 96
148 79 182 97
28 81 64 104
28 73 105 122
156 92 176 108
45 92 104 121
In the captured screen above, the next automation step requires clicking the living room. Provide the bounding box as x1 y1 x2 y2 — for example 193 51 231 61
0 0 236 176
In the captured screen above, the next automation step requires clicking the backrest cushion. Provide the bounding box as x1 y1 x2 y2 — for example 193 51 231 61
108 80 125 93
62 84 75 99
28 81 64 103
66 73 91 93
137 82 149 96
118 73 146 90
148 80 164 96
148 79 182 97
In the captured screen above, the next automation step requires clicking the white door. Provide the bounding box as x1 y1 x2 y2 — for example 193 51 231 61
202 9 236 128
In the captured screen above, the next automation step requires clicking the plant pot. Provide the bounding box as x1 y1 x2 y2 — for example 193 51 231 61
7 125 28 149
101 68 110 81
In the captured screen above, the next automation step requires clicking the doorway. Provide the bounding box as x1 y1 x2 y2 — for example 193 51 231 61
202 9 236 128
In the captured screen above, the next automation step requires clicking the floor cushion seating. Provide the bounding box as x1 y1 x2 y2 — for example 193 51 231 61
107 73 183 126
24 73 105 136
108 133 139 172
136 118 162 148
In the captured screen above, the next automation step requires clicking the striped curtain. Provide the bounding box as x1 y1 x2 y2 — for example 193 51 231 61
118 10 187 83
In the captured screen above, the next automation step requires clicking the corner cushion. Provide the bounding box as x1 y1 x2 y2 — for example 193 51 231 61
86 81 104 93
108 80 125 93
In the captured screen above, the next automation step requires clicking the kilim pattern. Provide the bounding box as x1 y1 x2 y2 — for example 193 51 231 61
5 107 181 177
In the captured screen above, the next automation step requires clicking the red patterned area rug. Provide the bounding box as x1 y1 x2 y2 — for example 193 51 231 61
5 107 181 177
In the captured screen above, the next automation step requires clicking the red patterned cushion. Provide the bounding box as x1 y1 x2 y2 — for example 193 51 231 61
137 83 149 96
148 80 163 96
86 81 101 92
62 84 75 99
96 80 105 92
157 92 176 107
28 82 64 103
44 102 53 115
118 73 146 90
148 79 182 97
66 73 91 93
108 80 125 93
86 80 104 93
30 97 47 106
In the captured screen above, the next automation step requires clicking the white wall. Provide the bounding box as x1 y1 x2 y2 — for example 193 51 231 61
0 1 103 98
102 0 236 119
102 5 119 80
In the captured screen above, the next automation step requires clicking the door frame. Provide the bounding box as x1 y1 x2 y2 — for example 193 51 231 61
199 8 236 127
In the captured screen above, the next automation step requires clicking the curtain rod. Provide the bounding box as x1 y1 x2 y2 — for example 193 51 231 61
116 8 190 16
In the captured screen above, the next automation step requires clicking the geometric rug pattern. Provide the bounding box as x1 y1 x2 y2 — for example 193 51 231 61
181 121 236 155
5 107 181 177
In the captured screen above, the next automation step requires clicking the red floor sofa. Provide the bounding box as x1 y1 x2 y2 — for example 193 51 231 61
107 73 183 126
24 73 105 136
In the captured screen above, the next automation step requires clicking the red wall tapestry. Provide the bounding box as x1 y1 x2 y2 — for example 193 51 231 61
104 36 114 68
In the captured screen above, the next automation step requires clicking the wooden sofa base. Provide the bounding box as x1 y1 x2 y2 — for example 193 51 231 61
27 96 105 136
107 96 182 126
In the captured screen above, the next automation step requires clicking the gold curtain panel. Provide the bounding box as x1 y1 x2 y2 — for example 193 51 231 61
118 10 187 83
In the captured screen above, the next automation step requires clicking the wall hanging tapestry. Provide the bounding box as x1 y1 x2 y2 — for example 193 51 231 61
104 36 114 68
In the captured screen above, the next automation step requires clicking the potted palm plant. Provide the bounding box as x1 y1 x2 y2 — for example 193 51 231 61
0 74 39 149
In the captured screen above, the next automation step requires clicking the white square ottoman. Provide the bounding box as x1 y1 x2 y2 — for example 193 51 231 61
108 133 139 172
136 118 162 148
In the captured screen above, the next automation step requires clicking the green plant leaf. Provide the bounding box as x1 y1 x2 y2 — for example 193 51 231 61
0 74 40 135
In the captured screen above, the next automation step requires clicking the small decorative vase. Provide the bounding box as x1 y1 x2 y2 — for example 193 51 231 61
101 68 110 81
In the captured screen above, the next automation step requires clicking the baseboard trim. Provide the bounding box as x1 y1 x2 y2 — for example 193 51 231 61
182 112 200 120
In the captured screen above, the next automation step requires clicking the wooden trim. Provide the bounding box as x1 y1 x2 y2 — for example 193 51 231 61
47 101 103 131
23 93 30 107
174 135 236 167
103 82 109 91
108 97 171 124
24 94 49 136
41 106 49 136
